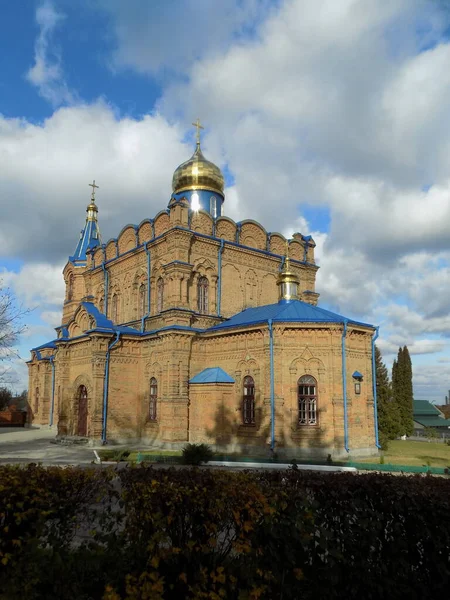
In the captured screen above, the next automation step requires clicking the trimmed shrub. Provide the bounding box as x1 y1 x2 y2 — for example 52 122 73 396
181 443 213 465
1 465 450 599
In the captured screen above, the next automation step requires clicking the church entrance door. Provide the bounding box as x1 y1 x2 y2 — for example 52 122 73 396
77 385 88 437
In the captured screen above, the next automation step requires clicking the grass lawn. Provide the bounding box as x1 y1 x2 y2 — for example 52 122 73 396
99 449 181 462
358 440 450 468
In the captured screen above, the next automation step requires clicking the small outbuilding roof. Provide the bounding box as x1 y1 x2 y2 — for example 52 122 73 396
189 367 235 384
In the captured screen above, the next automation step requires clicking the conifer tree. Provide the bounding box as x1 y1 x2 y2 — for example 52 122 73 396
375 345 401 444
392 346 414 436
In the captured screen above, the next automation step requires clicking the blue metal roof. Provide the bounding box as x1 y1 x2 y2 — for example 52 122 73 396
208 299 373 331
80 302 140 335
189 367 235 384
69 214 101 265
31 340 57 352
352 371 364 379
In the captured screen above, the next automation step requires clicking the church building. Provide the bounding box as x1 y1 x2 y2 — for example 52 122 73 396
28 123 380 458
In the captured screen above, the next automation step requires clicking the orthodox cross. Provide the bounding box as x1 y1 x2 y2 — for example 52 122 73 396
192 118 204 145
89 180 99 200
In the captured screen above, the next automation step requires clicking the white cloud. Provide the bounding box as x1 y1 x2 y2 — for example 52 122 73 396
1 264 64 308
0 103 189 261
25 1 74 106
100 0 276 76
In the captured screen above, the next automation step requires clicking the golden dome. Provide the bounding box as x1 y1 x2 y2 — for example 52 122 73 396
172 143 225 196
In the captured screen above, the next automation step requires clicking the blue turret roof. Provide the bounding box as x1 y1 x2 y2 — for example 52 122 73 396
69 196 101 265
208 299 373 331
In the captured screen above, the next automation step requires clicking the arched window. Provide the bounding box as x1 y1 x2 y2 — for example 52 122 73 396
99 296 104 313
157 278 164 313
139 283 147 317
243 375 255 425
197 276 209 314
67 274 73 302
298 375 317 425
35 387 39 414
149 378 157 421
111 294 118 322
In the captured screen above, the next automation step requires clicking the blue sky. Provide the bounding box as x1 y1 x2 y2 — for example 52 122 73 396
1 0 450 402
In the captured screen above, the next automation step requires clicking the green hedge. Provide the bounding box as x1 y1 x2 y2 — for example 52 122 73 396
1 464 449 599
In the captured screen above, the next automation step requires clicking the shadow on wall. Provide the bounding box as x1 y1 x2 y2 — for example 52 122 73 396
205 402 331 458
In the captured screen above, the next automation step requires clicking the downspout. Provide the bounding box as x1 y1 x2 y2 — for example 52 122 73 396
372 326 381 448
49 356 56 427
268 319 275 452
342 319 349 452
101 262 109 316
141 244 151 332
102 332 120 444
217 239 225 317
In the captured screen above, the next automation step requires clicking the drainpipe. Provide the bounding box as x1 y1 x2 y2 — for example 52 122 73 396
101 262 109 316
102 332 120 444
217 239 225 317
342 319 349 452
141 244 151 332
268 319 275 452
49 356 56 427
372 326 381 448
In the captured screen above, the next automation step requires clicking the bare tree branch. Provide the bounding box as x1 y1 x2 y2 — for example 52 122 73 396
0 280 30 383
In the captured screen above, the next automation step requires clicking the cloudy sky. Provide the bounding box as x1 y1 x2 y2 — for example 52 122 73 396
1 0 449 401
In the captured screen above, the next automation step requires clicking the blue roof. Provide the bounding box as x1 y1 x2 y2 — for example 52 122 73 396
31 340 57 352
69 212 101 265
352 371 364 379
189 367 235 384
81 302 140 335
208 300 373 331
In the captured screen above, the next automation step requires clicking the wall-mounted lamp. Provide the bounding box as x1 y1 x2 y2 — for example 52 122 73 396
352 371 363 395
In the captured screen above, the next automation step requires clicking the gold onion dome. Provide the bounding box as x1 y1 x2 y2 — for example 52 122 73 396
172 120 225 196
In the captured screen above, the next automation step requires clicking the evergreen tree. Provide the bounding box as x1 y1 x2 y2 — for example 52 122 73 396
375 345 401 445
392 346 414 436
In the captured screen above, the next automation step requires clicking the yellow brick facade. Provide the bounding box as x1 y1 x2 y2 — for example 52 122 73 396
28 195 378 458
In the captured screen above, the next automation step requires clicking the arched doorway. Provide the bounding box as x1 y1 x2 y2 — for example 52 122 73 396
77 385 88 436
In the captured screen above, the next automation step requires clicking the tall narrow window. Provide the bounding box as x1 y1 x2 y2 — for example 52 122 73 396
210 196 217 218
157 278 164 313
111 294 118 322
99 296 104 313
35 387 39 414
67 274 73 302
197 276 209 314
298 375 317 425
243 375 255 425
139 283 147 317
149 378 157 421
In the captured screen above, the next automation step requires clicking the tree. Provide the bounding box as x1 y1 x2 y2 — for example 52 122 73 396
375 345 401 447
392 345 414 436
0 386 13 411
0 281 27 384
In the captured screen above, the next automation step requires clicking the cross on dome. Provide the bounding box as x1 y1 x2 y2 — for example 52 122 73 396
192 118 204 146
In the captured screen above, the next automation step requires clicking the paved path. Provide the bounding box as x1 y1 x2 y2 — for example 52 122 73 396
0 427 97 465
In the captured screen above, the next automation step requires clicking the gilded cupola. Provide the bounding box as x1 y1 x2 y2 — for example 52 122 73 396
277 243 300 302
171 120 225 217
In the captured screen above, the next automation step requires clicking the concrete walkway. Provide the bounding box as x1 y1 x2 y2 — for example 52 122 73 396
0 427 97 465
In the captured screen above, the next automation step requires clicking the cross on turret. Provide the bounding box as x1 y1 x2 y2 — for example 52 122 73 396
88 179 99 200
